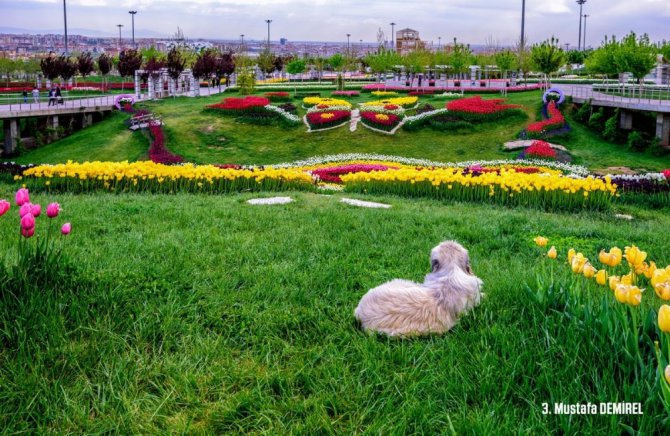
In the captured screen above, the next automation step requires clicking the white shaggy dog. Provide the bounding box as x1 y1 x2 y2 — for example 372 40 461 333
354 241 483 337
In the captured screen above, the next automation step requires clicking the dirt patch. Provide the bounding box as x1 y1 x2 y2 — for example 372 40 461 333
593 167 639 176
202 125 215 133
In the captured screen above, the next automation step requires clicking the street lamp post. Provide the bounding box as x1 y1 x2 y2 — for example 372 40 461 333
583 14 589 50
346 33 351 54
117 24 124 51
129 11 137 48
265 19 272 48
577 0 587 50
63 0 68 55
520 0 526 50
390 22 396 52
438 36 442 50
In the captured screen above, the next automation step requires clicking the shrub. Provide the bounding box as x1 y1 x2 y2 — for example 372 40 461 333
573 101 591 123
588 107 606 130
626 131 646 151
603 111 620 142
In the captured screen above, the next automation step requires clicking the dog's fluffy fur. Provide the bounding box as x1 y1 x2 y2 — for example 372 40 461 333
354 241 483 337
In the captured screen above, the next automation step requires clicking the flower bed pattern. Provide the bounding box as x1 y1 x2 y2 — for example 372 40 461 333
517 140 557 161
148 122 184 165
360 111 403 133
446 96 524 122
362 84 544 93
305 110 352 132
264 92 291 102
360 96 418 109
207 96 271 114
521 101 567 139
303 97 352 109
310 164 397 183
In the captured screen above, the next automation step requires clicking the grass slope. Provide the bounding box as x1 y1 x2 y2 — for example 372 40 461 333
1 189 669 433
6 91 668 170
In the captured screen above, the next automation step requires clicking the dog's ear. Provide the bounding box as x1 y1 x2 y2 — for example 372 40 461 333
431 259 440 272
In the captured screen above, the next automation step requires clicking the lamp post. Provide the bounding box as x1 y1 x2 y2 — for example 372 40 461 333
346 33 351 54
583 14 589 50
577 0 587 50
438 36 442 50
390 22 396 52
117 24 124 51
129 11 137 48
265 19 272 48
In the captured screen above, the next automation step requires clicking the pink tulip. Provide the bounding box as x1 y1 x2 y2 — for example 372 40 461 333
46 202 60 218
61 223 71 236
0 200 10 217
15 188 30 206
21 227 35 238
31 204 42 217
20 213 35 231
19 203 33 218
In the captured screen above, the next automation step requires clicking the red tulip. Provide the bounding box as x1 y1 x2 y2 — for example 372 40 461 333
0 200 10 217
46 203 60 218
19 203 32 218
15 188 30 206
20 213 35 230
21 227 35 238
61 223 71 236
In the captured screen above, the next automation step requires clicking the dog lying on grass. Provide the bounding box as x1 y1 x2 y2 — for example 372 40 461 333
354 241 483 337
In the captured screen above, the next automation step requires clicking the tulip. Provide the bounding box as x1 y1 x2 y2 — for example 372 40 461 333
583 263 597 279
596 270 608 286
655 283 670 301
15 188 29 206
20 213 35 231
610 247 623 266
615 284 629 304
19 203 32 218
21 226 35 238
571 254 587 274
567 248 576 263
534 236 548 247
599 250 612 266
30 203 41 217
659 305 670 333
665 366 670 385
621 273 634 286
643 261 657 280
625 245 647 269
61 223 71 236
46 202 60 218
609 276 620 292
0 199 10 217
652 268 669 288
547 246 557 259
626 286 642 306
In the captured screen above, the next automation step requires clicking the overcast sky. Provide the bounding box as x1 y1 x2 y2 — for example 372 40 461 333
1 0 669 47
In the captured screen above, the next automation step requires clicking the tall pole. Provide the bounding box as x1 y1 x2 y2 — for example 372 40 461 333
520 0 526 50
265 19 272 48
346 33 351 54
117 24 123 51
129 11 137 49
390 22 396 52
577 0 587 50
63 0 68 55
583 14 589 50
438 36 442 50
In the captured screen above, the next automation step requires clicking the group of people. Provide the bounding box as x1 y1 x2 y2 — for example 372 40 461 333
20 85 63 105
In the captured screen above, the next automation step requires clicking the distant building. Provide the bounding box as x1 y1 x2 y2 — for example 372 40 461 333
280 38 288 46
396 28 425 55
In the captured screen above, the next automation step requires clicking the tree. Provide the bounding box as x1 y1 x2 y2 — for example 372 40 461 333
192 48 217 81
166 47 186 94
118 49 143 89
214 51 235 89
449 41 473 80
329 53 346 90
97 53 112 91
40 53 60 85
365 48 398 81
257 48 275 78
57 55 78 84
661 41 670 63
0 58 15 86
286 58 306 93
143 56 165 82
494 49 516 80
530 37 565 88
76 52 94 79
272 55 285 77
617 32 658 86
585 36 619 78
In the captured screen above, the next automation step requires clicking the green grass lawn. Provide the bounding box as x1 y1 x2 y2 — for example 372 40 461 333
5 90 669 171
1 188 669 433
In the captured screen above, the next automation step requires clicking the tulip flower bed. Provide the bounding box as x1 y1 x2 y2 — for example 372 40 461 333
520 101 567 139
360 111 404 133
446 96 525 122
361 83 544 93
304 110 352 132
19 161 315 194
331 91 360 97
517 140 557 161
302 97 352 109
147 122 184 165
360 96 418 109
207 96 300 126
310 164 397 183
207 96 271 114
342 168 616 211
532 237 670 419
264 92 291 102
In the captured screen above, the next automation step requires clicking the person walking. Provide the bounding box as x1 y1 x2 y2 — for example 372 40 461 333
48 87 55 106
55 85 62 105
22 89 28 103
31 87 39 103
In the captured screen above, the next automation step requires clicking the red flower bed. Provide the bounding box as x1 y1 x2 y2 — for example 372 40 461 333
306 110 351 130
524 101 566 138
663 169 670 180
208 96 270 113
408 90 436 96
264 92 291 102
520 140 557 160
148 122 184 164
360 111 402 131
447 96 521 114
332 91 360 97
311 164 396 183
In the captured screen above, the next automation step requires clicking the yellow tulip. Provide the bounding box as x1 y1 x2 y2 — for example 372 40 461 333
643 261 657 280
583 263 597 279
665 365 670 385
547 246 557 259
595 270 608 286
610 247 623 265
609 276 620 292
567 248 576 264
615 284 629 304
655 282 670 301
626 286 642 306
659 305 670 333
571 254 587 274
625 245 647 268
621 273 634 286
534 236 548 247
598 250 612 266
652 268 670 288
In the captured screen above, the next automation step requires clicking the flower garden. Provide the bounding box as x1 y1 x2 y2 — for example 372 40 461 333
2 82 670 433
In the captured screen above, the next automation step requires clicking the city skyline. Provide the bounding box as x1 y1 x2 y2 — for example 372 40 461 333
0 0 669 48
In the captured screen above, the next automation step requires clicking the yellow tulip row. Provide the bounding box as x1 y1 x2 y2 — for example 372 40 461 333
21 161 315 194
302 97 352 108
359 96 419 108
